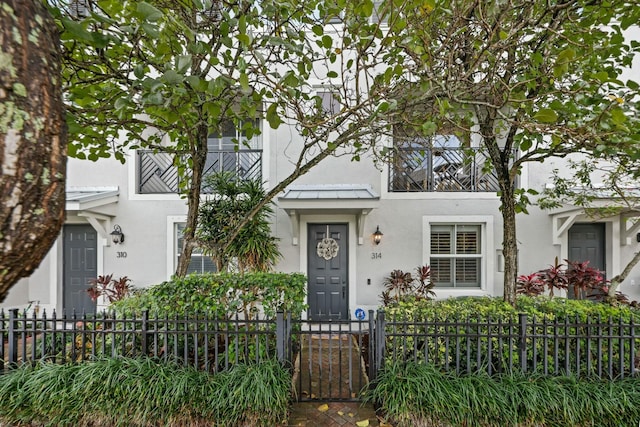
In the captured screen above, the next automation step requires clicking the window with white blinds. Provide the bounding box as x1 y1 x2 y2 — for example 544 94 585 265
430 224 481 288
176 223 217 274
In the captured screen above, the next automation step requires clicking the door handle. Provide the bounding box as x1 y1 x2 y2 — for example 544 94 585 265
342 286 346 298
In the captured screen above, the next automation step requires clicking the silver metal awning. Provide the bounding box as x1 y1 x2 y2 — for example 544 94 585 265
278 184 380 245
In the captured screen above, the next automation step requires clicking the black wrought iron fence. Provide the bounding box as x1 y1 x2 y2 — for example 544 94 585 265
2 309 638 382
376 312 639 380
0 309 278 374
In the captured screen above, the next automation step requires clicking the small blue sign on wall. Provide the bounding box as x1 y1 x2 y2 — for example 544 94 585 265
355 308 366 320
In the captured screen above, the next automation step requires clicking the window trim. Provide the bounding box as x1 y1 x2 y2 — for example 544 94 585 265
423 215 494 297
166 215 218 278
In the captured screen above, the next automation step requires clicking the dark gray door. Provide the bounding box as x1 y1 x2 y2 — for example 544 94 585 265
308 223 348 321
568 223 605 298
63 224 97 314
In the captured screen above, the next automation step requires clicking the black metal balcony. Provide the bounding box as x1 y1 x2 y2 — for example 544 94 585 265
138 149 262 194
389 147 505 193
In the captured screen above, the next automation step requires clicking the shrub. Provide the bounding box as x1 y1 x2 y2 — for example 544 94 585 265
0 358 290 427
382 296 640 378
112 272 307 318
516 257 627 303
87 274 133 303
380 264 436 306
365 361 640 427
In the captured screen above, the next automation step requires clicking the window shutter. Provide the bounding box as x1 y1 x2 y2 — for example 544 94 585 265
456 226 480 254
431 225 452 254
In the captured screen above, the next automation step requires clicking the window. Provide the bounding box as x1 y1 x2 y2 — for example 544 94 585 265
430 224 482 288
175 223 217 274
138 119 262 194
389 125 501 193
203 119 262 190
317 90 340 115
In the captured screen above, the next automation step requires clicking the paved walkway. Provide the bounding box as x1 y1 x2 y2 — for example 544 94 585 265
283 333 386 426
286 401 382 426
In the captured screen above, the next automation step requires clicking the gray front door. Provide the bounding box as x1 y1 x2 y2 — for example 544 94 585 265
568 223 605 298
63 224 97 314
308 223 348 321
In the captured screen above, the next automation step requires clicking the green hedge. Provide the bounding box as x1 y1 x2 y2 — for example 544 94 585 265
383 295 640 321
112 272 307 318
366 361 640 427
0 358 290 427
381 296 640 377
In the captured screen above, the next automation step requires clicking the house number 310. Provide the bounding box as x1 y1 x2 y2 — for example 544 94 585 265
116 251 127 258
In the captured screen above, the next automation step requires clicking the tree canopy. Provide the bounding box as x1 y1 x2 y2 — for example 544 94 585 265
373 0 640 303
52 0 395 276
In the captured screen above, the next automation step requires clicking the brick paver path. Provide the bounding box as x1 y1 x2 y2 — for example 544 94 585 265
284 333 383 426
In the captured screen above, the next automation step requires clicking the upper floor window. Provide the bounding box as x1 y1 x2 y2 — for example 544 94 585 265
389 125 500 193
138 119 262 194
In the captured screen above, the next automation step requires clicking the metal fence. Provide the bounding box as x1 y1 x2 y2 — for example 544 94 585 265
376 312 639 380
137 149 262 194
0 309 279 374
2 309 638 385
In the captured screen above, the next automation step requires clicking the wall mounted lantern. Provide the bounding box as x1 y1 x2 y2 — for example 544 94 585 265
373 226 383 245
110 224 125 244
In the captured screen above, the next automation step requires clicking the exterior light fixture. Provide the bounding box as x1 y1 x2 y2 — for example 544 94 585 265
373 226 383 245
110 224 125 244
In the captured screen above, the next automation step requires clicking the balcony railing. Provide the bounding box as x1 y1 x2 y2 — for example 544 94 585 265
389 147 507 193
138 149 262 194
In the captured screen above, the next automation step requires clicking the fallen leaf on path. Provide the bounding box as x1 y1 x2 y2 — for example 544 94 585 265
356 420 369 427
317 404 329 412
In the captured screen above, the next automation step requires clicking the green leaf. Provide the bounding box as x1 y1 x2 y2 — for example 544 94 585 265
237 33 251 46
556 48 576 63
610 108 626 125
134 65 145 79
534 108 558 123
266 103 282 129
520 139 532 151
321 35 333 49
161 70 182 85
184 75 201 89
312 25 323 36
326 71 338 78
594 71 609 82
239 73 250 92
137 2 163 22
60 18 93 42
141 23 160 38
176 55 192 73
361 0 374 17
499 30 508 40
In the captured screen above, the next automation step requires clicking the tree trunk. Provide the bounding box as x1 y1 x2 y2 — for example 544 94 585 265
608 250 640 298
175 125 208 277
0 1 66 302
500 185 518 306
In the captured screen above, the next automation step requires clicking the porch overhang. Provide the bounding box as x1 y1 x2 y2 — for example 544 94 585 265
278 184 380 245
66 187 120 244
549 202 640 246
